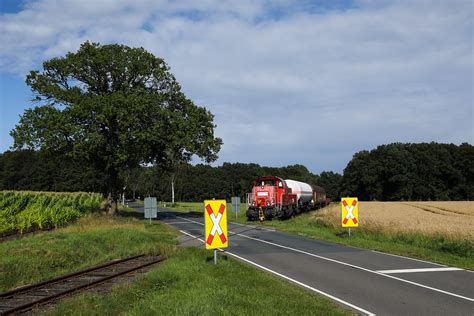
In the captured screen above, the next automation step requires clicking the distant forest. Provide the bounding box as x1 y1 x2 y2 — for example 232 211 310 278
0 142 472 201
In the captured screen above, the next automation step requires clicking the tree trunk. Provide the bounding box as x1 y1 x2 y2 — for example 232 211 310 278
107 193 119 215
106 168 121 215
171 174 175 204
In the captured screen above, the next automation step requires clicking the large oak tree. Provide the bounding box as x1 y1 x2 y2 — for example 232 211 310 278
11 42 222 213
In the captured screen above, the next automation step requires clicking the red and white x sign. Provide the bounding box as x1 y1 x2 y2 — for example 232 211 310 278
204 200 228 249
341 198 359 227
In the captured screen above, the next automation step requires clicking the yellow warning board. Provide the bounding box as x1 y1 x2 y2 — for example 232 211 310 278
204 200 228 249
341 197 359 227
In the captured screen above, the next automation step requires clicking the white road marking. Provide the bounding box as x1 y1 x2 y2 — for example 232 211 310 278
170 215 474 302
179 230 205 242
377 267 463 274
165 221 197 224
178 230 375 316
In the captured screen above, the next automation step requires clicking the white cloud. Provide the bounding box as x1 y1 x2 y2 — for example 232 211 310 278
0 0 472 173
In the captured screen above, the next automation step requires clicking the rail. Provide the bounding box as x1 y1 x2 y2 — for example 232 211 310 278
0 255 165 315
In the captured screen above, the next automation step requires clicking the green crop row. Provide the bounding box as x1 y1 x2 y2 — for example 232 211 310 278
0 191 103 235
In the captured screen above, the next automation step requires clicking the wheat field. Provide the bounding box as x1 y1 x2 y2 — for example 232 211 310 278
314 201 474 240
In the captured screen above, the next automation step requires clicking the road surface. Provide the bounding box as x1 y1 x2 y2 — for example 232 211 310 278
130 202 474 315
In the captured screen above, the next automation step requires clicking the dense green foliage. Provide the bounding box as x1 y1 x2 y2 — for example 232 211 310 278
341 142 474 200
0 150 106 193
125 162 326 202
10 42 221 210
0 191 103 234
1 143 471 202
0 153 336 201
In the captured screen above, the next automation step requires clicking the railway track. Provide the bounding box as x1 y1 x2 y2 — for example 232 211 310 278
0 254 165 315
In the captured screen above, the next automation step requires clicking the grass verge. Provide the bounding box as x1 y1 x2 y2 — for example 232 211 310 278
46 247 353 316
0 214 178 291
164 202 473 270
2 208 353 315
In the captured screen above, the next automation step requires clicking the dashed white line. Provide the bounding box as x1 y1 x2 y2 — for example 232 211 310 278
377 267 463 274
165 221 197 224
170 215 474 302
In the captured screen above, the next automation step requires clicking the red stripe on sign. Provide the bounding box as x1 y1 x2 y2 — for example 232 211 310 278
219 233 227 243
343 218 348 224
218 204 225 214
206 204 214 215
207 234 214 245
352 200 357 207
352 217 358 224
342 200 348 207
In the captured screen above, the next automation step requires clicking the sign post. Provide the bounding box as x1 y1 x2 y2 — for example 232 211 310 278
204 200 228 264
341 197 358 236
144 197 157 224
231 196 241 220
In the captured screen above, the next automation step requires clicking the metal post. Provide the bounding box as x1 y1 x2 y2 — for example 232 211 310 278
214 249 217 265
349 227 351 236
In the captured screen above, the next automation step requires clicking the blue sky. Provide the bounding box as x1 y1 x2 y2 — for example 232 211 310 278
0 0 472 174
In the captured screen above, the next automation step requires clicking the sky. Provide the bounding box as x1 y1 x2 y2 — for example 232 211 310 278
0 0 472 174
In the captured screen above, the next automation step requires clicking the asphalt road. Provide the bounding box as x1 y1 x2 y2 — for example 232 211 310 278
130 203 474 315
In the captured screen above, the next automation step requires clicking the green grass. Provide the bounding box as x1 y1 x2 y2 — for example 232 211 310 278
164 202 473 270
46 247 353 316
1 209 353 315
0 215 178 291
0 191 103 235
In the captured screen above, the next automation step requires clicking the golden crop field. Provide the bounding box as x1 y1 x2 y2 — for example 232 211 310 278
314 201 474 240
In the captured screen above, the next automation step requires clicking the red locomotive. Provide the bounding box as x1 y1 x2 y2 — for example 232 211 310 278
246 176 329 221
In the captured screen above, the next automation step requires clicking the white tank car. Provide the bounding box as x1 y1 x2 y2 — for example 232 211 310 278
284 179 313 204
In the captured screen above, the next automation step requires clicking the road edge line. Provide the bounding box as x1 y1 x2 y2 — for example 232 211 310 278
173 215 474 302
178 229 375 316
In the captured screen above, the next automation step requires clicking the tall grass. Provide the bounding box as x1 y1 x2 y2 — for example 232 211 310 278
0 191 103 235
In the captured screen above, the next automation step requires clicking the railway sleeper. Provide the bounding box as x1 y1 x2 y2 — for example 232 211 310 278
0 255 165 315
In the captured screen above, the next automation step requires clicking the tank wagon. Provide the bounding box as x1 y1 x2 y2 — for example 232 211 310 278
246 176 329 221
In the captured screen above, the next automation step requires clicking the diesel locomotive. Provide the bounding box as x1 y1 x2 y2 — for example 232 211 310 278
246 176 328 221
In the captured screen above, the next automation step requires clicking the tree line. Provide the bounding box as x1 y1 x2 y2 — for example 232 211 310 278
0 151 339 202
1 142 472 201
341 142 473 201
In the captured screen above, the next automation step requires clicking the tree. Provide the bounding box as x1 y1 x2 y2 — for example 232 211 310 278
0 149 105 192
340 143 473 201
10 42 222 213
317 171 342 200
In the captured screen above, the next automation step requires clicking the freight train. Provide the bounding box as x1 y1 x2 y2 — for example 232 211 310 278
246 176 329 221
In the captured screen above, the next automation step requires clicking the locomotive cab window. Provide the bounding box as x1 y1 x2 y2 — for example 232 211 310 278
259 180 275 186
277 181 283 188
